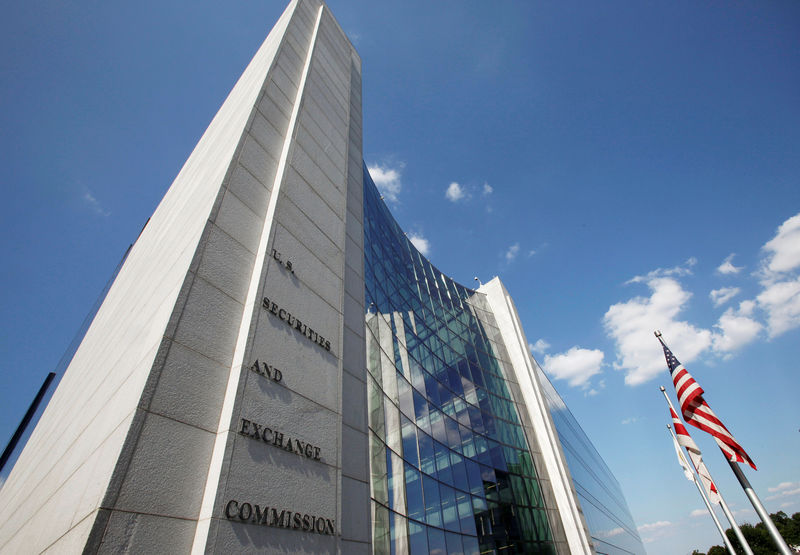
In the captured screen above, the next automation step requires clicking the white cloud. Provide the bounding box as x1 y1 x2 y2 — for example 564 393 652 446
690 508 707 518
711 301 762 354
599 527 625 538
367 163 403 203
445 182 465 202
756 212 800 337
766 481 800 501
585 379 605 397
621 417 639 425
757 277 800 338
762 213 800 274
626 258 696 284
83 190 110 217
769 481 799 493
505 243 520 262
604 275 711 386
542 346 604 388
530 339 550 355
637 521 672 533
710 287 740 307
717 253 744 275
527 249 536 257
482 183 493 196
408 232 430 256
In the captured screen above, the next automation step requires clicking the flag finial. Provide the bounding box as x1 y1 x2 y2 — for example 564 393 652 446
660 386 666 392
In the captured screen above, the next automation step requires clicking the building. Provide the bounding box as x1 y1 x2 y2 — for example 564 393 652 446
0 0 644 553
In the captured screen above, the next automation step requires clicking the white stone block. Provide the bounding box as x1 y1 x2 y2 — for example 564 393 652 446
148 341 230 432
173 277 244 366
114 412 215 518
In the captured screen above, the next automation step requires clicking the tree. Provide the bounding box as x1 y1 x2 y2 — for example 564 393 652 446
698 511 800 554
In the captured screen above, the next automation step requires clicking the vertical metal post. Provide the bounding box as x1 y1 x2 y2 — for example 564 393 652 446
660 386 753 555
728 460 792 555
667 425 736 555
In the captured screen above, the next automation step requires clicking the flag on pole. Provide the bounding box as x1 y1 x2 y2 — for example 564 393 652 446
670 407 721 504
671 426 695 483
658 334 757 470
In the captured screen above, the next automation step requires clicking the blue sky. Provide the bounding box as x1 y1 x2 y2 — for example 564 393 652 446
1 1 799 553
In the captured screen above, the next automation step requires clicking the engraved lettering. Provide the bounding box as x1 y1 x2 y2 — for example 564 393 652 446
225 500 238 519
302 514 311 531
278 308 287 320
293 513 302 529
239 503 252 521
253 504 268 524
238 416 323 461
270 508 286 527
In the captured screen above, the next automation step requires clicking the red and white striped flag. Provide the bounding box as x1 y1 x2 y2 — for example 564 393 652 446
658 335 756 470
670 407 721 503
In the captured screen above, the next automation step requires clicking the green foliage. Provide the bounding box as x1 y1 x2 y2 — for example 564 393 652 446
700 511 799 555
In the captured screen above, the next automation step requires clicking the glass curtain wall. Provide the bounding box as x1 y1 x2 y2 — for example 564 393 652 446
363 166 559 554
535 366 645 555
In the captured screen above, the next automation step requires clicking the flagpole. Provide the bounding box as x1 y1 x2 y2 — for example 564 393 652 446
659 387 754 555
727 459 792 555
667 425 736 555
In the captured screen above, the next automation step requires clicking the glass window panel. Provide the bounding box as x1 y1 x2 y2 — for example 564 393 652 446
456 488 476 535
370 431 388 505
401 415 419 468
408 520 429 555
368 375 386 440
445 531 465 555
418 430 436 476
413 389 431 434
391 510 409 555
384 394 402 455
462 534 481 555
445 414 462 451
404 463 425 521
449 451 469 493
387 450 406 514
434 441 454 485
427 527 447 555
465 458 484 497
397 374 415 418
422 474 442 528
372 501 391 554
481 465 498 501
439 483 459 532
489 441 508 472
430 409 448 445
424 371 441 408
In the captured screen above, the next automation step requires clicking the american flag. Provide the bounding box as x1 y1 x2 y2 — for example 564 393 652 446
658 334 757 470
670 407 721 503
